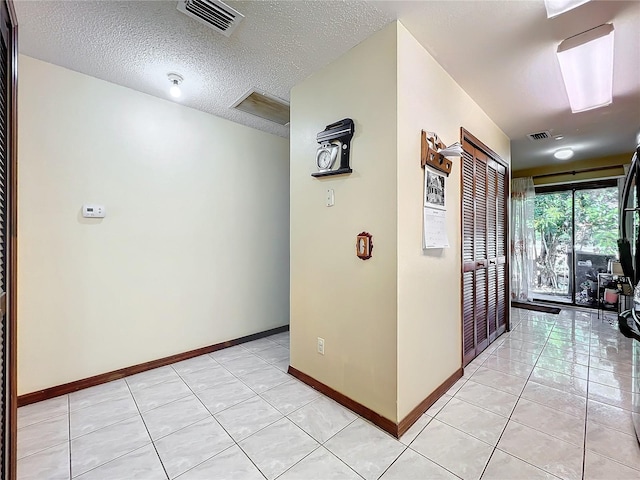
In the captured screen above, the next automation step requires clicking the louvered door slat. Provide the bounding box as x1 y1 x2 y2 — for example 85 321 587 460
463 271 476 364
487 165 497 259
462 151 474 263
488 265 497 338
475 158 487 260
497 170 506 258
497 264 507 331
475 268 488 351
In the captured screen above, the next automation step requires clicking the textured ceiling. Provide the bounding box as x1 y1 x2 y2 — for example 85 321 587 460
15 0 395 138
14 0 640 170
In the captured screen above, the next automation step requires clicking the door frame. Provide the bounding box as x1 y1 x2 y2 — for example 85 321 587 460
3 0 17 478
460 128 510 367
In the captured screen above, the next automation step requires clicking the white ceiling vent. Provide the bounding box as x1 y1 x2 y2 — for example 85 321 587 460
527 131 552 141
177 0 244 37
231 89 290 126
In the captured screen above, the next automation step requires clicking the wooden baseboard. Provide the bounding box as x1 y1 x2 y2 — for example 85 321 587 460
397 367 463 438
18 325 289 407
289 365 463 438
288 366 397 436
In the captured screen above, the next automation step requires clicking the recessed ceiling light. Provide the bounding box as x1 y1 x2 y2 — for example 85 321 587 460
167 73 183 98
554 135 564 140
554 148 574 160
544 0 590 18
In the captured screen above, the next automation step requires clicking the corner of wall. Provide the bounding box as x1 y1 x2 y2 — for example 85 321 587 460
289 21 400 422
394 24 509 420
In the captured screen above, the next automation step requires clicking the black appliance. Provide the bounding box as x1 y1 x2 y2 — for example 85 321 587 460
617 144 640 443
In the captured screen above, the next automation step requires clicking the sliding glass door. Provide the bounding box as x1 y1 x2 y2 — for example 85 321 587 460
532 182 619 307
574 187 619 306
533 191 573 303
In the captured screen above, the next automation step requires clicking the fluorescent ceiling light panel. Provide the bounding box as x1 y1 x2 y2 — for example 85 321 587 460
557 24 614 113
544 0 590 18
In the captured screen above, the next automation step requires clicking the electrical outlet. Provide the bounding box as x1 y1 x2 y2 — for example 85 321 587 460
317 337 325 355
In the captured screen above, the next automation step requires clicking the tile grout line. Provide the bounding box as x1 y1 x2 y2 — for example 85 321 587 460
246 424 327 480
126 341 291 480
68 391 181 443
168 339 332 479
455 315 533 480
440 317 524 480
519 315 594 419
420 320 540 478
233 441 269 480
15 420 75 464
406 416 488 479
174 443 243 480
478 311 555 480
26 337 316 478
373 445 409 480
123 379 170 480
268 445 324 480
208 349 291 398
176 350 285 405
190 337 339 480
402 416 433 450
67 395 71 479
198 343 334 426
444 383 518 418
404 444 463 480
66 385 162 479
581 311 596 479
16 410 69 432
235 337 401 479
310 411 358 446
318 445 367 480
167 356 273 479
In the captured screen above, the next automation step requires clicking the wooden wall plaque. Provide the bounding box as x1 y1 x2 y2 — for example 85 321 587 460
421 130 452 176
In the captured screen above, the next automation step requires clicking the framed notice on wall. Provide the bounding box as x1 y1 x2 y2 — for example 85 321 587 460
423 166 449 249
424 168 446 210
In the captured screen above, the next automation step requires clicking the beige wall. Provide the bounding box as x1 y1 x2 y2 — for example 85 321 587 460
18 56 290 395
395 24 510 419
289 23 399 421
290 22 511 424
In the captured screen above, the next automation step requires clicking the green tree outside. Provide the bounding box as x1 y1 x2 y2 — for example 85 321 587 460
533 187 618 294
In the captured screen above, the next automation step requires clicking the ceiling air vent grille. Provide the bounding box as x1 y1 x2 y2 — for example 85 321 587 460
231 89 290 126
527 131 551 141
177 0 244 37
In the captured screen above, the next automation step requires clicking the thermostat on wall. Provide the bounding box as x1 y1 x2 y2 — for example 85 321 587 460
82 204 106 218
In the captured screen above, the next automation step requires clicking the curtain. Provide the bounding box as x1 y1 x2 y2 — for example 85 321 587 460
511 177 536 302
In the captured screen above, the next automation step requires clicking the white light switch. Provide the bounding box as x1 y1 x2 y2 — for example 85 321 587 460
326 189 335 207
82 204 106 218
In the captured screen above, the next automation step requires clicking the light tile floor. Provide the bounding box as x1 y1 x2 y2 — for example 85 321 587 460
17 308 640 479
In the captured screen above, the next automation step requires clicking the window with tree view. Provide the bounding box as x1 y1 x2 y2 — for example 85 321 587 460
532 184 619 306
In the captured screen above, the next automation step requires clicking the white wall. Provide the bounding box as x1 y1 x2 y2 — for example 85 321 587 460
289 23 399 421
396 24 511 419
18 55 290 395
